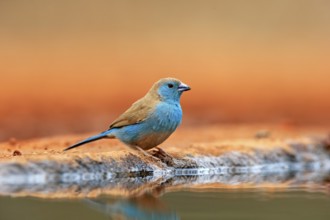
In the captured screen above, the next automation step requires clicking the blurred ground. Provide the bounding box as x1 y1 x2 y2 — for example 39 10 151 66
0 124 328 160
0 1 330 141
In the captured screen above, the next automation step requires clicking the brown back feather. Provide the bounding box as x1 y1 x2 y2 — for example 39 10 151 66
109 83 161 129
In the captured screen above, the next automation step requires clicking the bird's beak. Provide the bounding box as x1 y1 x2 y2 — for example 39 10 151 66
178 82 191 92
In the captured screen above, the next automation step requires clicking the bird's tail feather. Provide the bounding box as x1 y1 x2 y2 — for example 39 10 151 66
64 131 110 151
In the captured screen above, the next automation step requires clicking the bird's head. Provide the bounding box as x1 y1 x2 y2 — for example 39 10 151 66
151 78 191 102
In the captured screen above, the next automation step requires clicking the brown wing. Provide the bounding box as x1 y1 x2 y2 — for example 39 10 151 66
109 96 159 129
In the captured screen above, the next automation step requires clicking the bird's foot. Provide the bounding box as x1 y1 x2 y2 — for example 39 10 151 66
135 146 162 163
149 147 175 166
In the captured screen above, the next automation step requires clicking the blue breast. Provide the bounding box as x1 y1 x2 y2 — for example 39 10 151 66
112 102 182 149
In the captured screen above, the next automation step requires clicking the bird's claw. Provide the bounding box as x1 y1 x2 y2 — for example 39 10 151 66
149 147 175 166
135 146 162 163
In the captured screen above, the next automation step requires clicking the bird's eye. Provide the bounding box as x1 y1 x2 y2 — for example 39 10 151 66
168 83 174 88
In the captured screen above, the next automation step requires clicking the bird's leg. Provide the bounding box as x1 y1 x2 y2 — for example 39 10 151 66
154 147 167 156
154 147 173 158
149 147 174 166
135 146 161 162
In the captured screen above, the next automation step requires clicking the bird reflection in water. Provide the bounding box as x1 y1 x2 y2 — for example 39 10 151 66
85 193 179 220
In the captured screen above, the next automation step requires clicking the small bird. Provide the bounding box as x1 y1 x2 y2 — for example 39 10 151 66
64 78 190 153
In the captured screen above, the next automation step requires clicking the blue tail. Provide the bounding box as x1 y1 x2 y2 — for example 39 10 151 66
64 131 111 151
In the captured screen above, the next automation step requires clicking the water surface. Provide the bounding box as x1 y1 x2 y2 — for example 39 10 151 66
1 189 330 220
1 168 330 220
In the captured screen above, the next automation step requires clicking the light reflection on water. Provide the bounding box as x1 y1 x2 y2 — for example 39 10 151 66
0 170 330 220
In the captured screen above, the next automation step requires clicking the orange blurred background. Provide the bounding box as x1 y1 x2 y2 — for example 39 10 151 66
0 0 330 141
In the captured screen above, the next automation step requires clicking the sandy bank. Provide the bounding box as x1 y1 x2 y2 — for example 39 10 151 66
0 125 329 198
